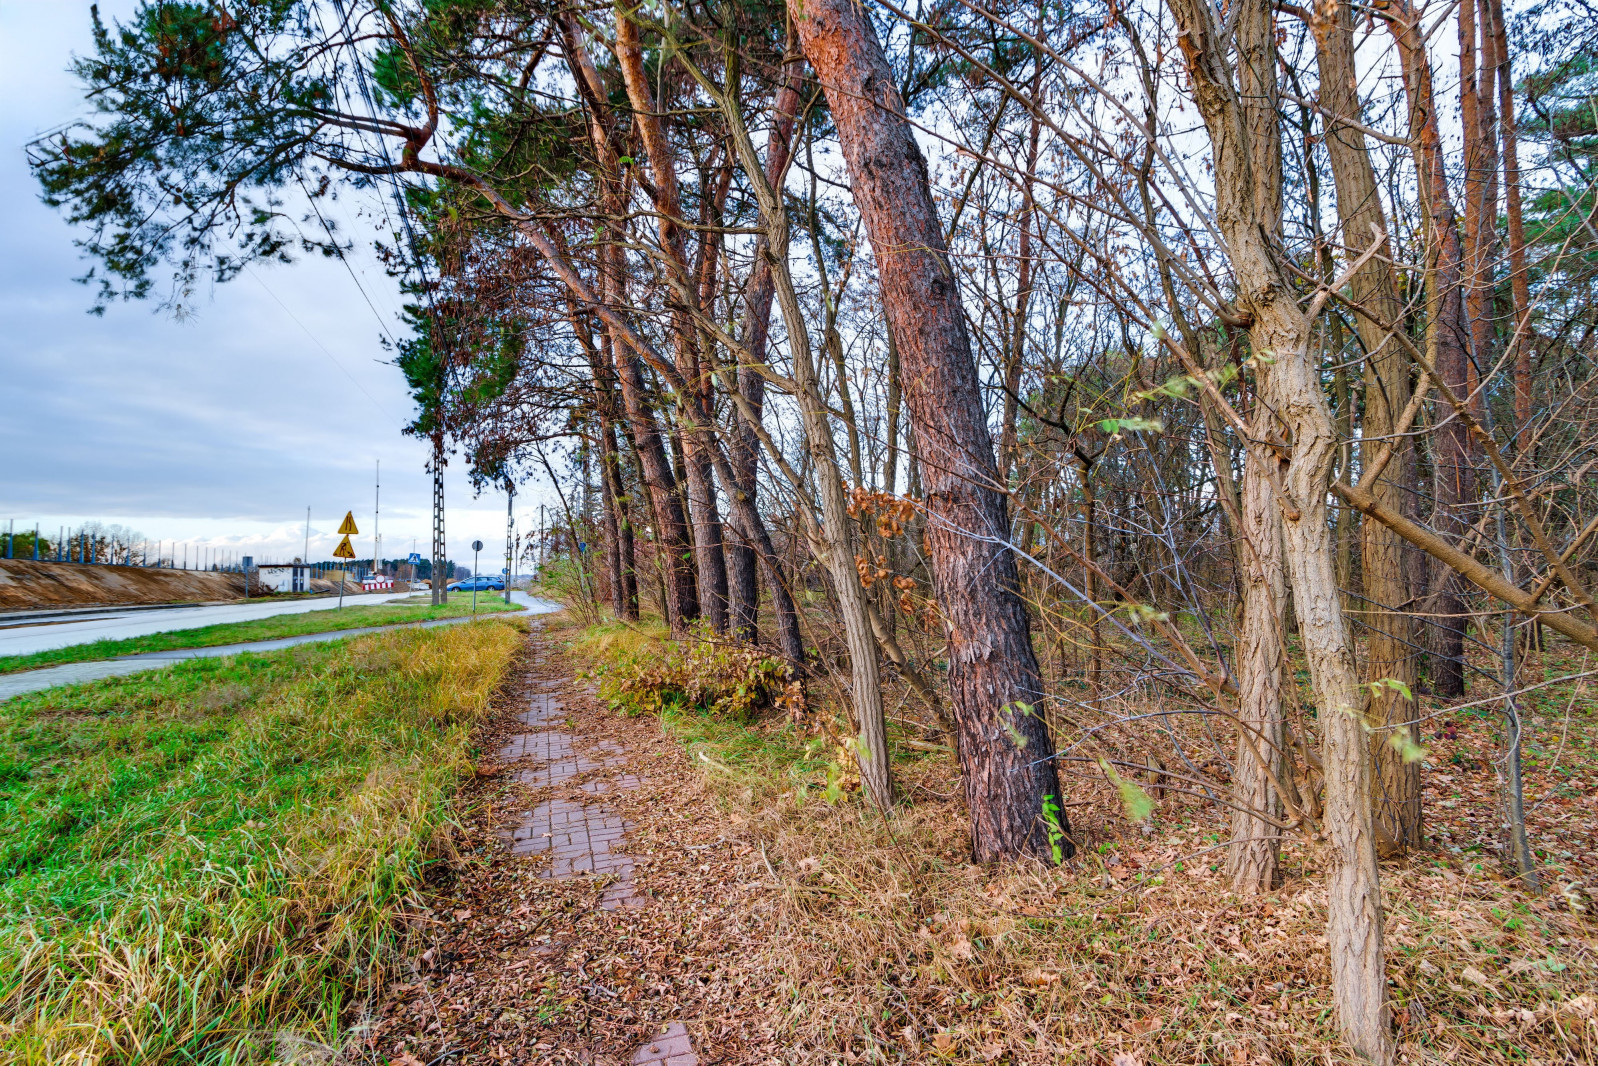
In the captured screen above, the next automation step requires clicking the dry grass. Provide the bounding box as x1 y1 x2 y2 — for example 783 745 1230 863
569 617 1598 1064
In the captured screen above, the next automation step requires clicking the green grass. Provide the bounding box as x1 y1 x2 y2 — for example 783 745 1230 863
0 595 521 675
0 616 526 1064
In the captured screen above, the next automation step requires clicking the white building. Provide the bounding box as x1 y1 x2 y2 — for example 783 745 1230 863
256 563 313 593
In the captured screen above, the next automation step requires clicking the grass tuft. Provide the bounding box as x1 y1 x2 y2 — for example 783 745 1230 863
0 617 526 1064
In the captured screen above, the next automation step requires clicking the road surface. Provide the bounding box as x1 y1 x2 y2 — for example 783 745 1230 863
0 594 563 700
0 592 415 657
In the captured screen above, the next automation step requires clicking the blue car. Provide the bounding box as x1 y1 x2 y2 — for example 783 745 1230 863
447 576 505 592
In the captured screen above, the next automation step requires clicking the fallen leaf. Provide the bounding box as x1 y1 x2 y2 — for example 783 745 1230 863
979 1041 1004 1061
1461 965 1492 988
932 1032 954 1051
390 1053 424 1066
1022 969 1060 986
1112 1053 1143 1066
948 937 975 960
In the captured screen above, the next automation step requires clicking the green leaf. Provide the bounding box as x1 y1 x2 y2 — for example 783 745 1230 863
1367 677 1414 702
1099 758 1155 822
1387 730 1428 765
1098 416 1165 435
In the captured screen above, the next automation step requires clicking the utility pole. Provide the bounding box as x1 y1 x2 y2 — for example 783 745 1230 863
303 506 310 564
431 429 447 605
374 459 381 579
505 483 515 604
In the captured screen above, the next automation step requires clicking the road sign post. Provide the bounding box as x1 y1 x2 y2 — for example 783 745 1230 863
334 513 359 610
471 539 483 615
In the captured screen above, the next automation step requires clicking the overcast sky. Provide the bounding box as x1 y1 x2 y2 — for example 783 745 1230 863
0 2 554 568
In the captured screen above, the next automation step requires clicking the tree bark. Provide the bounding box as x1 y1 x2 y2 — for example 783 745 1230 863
791 0 1067 861
731 53 807 660
1167 0 1390 1056
1310 0 1422 852
616 10 726 634
1386 0 1475 698
999 106 1042 484
1487 0 1533 430
1228 425 1287 893
559 16 699 632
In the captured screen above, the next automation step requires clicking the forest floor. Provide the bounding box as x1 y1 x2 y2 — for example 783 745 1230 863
355 616 1597 1066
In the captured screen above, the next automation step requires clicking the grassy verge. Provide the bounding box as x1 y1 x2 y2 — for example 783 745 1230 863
0 596 521 675
0 617 526 1064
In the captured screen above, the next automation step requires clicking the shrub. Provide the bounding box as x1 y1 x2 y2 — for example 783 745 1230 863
594 634 799 720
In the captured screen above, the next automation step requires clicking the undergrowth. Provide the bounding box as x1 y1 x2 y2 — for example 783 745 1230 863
564 616 1598 1064
571 620 801 721
0 617 527 1064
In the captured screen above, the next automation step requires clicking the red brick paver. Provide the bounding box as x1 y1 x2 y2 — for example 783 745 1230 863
489 657 698 1060
631 1022 698 1066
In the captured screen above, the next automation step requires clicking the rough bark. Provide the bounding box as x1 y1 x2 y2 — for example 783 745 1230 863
1227 426 1287 893
791 0 1067 861
1166 0 1390 1056
616 10 726 634
1386 0 1474 697
559 15 699 632
1310 0 1422 852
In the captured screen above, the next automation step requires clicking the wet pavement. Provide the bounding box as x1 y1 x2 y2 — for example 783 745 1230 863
0 591 413 656
496 679 648 911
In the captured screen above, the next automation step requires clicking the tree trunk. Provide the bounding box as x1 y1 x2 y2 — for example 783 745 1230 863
599 412 638 620
1387 0 1475 699
999 108 1042 484
1310 0 1422 852
1166 0 1390 1056
1228 427 1286 893
717 80 893 809
1489 0 1533 430
615 11 725 634
731 54 806 660
608 303 700 632
791 0 1067 861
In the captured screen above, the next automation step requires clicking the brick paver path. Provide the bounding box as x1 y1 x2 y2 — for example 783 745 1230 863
630 1022 697 1065
494 662 696 1062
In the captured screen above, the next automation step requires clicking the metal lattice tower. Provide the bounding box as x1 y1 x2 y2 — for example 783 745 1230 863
431 431 447 605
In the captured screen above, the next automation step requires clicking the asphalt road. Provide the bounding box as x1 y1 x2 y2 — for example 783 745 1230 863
0 592 563 701
0 591 413 657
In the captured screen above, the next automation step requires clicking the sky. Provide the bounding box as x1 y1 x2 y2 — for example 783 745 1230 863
0 1 556 570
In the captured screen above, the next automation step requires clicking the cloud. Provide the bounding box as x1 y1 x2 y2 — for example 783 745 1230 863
0 2 559 565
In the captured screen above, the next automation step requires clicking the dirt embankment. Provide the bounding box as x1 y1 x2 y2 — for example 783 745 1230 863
0 559 253 611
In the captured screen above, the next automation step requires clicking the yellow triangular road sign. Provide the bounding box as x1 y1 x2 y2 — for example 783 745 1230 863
338 511 359 535
333 535 357 560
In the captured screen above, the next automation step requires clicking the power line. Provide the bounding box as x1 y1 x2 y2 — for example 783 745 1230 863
243 263 401 426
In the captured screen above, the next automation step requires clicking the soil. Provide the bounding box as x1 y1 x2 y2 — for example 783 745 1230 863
0 559 251 610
